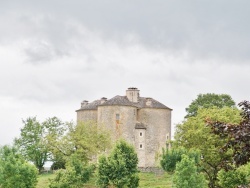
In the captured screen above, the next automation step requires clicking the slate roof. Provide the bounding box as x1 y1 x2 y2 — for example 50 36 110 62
76 100 102 111
76 95 172 111
100 95 137 107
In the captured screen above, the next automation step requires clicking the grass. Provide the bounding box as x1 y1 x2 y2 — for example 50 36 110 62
37 171 173 188
36 173 55 188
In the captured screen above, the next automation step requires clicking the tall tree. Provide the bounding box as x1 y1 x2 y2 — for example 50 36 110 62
174 107 242 188
0 145 38 188
15 117 49 172
15 116 64 172
185 93 236 118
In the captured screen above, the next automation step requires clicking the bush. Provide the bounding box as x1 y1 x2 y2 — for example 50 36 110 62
160 147 199 172
218 169 248 188
49 154 94 188
173 154 207 188
0 145 38 188
97 140 139 188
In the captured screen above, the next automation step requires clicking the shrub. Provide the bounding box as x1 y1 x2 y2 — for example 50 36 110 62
97 140 139 188
0 145 38 188
173 154 207 188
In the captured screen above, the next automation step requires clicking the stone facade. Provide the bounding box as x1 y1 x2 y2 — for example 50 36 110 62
76 88 172 167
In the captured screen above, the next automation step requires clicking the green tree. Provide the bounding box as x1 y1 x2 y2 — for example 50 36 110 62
97 140 139 188
49 121 111 187
173 154 207 188
174 107 242 188
185 93 235 118
47 121 111 164
15 117 49 172
0 145 38 188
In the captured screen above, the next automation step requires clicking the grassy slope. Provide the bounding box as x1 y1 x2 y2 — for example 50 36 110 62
37 172 173 188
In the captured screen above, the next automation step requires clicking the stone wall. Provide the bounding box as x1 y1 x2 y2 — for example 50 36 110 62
135 128 146 167
137 108 171 167
77 110 97 122
97 105 137 144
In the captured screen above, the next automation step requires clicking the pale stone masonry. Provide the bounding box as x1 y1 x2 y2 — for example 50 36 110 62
76 87 172 167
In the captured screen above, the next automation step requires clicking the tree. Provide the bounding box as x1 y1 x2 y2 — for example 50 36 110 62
174 107 242 188
0 145 38 188
97 140 139 188
15 116 65 172
173 154 207 188
49 121 111 187
185 93 236 118
207 101 250 167
15 117 49 172
47 121 111 164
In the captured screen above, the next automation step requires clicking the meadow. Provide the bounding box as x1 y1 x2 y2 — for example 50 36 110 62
37 172 173 188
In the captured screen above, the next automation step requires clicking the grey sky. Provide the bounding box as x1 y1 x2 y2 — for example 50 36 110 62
1 0 250 145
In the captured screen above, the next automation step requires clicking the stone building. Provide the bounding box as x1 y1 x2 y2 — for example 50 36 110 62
76 87 172 167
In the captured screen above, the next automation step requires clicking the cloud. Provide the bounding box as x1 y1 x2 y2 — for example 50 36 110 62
1 0 250 64
1 0 250 144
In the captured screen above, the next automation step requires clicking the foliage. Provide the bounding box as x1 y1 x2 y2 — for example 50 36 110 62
0 145 38 188
207 101 250 167
218 168 248 188
48 121 111 187
174 107 242 188
97 140 139 188
160 147 200 172
49 154 95 188
173 154 207 188
185 93 236 118
47 121 111 165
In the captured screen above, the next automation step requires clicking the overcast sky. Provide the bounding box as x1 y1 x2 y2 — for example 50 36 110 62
1 0 250 145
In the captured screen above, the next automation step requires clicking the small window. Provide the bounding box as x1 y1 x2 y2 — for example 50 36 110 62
116 114 120 120
116 114 120 124
140 144 143 149
140 132 142 137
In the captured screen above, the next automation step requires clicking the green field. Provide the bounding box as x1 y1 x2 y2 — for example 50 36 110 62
37 172 173 188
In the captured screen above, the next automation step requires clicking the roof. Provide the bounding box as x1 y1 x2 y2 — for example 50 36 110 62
76 95 172 111
76 100 102 111
100 95 137 107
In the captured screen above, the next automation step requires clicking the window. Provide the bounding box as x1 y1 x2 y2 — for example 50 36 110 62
116 114 120 124
140 132 142 137
140 144 143 149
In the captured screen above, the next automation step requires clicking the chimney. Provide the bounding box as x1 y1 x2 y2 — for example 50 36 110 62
101 97 107 104
146 98 152 106
81 100 89 108
126 87 140 103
